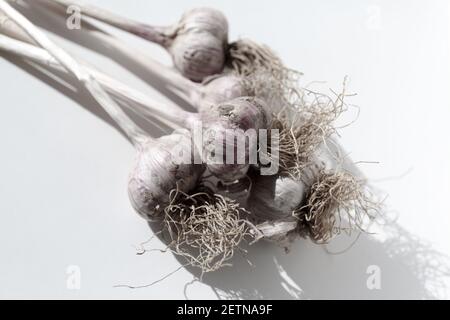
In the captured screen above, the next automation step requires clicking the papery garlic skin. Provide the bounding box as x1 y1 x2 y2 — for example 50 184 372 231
169 7 228 82
128 133 204 220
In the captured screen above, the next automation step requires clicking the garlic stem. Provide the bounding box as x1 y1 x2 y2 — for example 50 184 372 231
0 8 37 44
50 0 171 46
9 2 206 106
0 33 56 66
0 0 147 146
99 33 197 101
0 33 192 129
3 5 197 103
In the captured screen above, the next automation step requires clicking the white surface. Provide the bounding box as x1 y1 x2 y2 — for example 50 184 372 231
1 0 449 299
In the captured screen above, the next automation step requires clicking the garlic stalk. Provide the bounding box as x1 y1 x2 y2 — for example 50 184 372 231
0 8 37 44
0 0 145 145
0 30 183 125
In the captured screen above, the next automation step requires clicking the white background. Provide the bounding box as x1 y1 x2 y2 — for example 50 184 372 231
1 0 449 299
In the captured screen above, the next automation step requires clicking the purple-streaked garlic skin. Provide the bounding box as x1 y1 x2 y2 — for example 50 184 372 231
168 8 228 82
193 74 248 113
128 133 204 220
201 97 271 182
247 174 306 222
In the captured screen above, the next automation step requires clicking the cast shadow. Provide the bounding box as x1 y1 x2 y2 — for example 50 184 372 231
148 219 449 300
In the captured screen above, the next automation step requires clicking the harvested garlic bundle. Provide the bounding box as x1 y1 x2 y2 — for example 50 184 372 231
50 1 228 81
1 17 367 246
0 0 380 255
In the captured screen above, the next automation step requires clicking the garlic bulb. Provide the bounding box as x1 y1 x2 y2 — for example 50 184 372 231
168 7 228 82
128 132 204 220
202 96 271 182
